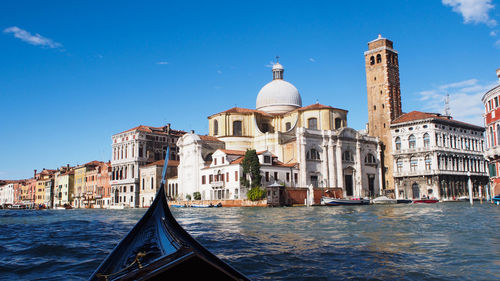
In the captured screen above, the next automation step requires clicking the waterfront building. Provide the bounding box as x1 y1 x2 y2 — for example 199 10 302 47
110 124 184 208
482 68 500 196
0 182 15 206
391 111 488 199
20 178 36 207
14 181 25 204
139 159 178 207
364 35 403 194
73 161 102 208
95 161 112 208
34 169 56 207
54 168 74 207
175 61 382 201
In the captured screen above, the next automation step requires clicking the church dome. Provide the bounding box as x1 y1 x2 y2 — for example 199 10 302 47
256 61 302 114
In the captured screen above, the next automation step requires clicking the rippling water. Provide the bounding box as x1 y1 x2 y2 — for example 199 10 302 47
1 203 499 280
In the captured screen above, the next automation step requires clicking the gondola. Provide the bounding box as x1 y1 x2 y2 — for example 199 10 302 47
89 148 250 281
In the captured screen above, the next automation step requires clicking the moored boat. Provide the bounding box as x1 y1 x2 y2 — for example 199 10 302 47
372 196 396 204
396 199 413 204
413 198 439 204
492 195 500 205
322 197 371 206
89 148 249 281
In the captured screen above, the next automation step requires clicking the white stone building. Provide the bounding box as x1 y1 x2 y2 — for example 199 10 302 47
175 61 382 200
0 183 14 205
110 124 184 208
391 111 489 199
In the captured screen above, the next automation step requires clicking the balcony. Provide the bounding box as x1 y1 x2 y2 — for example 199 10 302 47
485 146 500 159
394 169 487 178
210 181 225 188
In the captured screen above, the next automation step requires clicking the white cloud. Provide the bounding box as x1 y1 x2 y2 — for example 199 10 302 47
265 61 274 68
217 70 222 74
3 26 63 49
309 58 316 62
442 0 497 27
490 30 498 36
417 78 498 126
156 61 169 65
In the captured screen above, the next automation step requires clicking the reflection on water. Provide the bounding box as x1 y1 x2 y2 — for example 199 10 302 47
0 203 499 280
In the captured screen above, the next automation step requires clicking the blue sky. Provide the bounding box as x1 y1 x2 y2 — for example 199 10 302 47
1 0 500 179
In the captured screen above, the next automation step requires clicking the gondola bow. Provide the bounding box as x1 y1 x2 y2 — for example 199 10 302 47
89 148 250 280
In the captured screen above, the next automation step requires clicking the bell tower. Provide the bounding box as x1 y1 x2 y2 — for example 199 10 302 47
364 35 402 192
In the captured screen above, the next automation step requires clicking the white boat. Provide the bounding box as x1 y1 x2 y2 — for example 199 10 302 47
372 196 397 204
108 205 125 210
321 197 371 205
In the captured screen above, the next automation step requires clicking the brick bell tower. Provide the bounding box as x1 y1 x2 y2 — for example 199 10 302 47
364 35 402 193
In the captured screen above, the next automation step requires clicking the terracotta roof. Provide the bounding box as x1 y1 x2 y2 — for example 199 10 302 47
391 111 484 130
230 157 244 164
209 107 273 118
199 135 223 142
274 161 298 168
297 103 347 112
116 125 186 136
219 149 246 156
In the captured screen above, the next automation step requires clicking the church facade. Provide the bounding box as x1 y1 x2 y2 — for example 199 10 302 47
173 61 383 201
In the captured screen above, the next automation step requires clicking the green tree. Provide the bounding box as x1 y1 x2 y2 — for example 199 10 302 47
247 186 266 201
240 149 262 188
193 192 201 200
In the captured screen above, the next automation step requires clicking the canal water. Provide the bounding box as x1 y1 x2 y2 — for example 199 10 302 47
0 203 499 280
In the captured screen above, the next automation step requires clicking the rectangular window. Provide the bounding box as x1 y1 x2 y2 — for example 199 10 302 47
286 172 290 182
274 172 278 181
222 157 224 164
235 171 238 182
265 172 269 182
226 172 229 182
294 173 298 183
308 118 318 130
209 175 213 183
214 158 217 165
221 174 224 182
202 175 206 184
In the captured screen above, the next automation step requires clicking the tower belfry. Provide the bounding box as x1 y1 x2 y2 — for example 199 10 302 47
364 35 402 192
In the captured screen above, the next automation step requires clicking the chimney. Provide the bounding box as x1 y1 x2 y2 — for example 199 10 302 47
34 169 37 178
497 68 500 81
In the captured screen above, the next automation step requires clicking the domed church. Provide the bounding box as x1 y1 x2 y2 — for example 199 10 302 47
175 61 383 201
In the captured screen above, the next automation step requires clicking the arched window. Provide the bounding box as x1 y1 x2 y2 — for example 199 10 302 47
306 148 320 160
396 158 403 172
423 133 430 148
370 56 375 65
285 122 291 131
376 54 382 63
342 150 353 162
497 124 500 147
410 157 418 171
425 155 432 170
395 137 401 151
409 134 416 149
308 118 318 130
365 153 376 164
233 121 242 136
334 118 342 129
213 120 218 135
